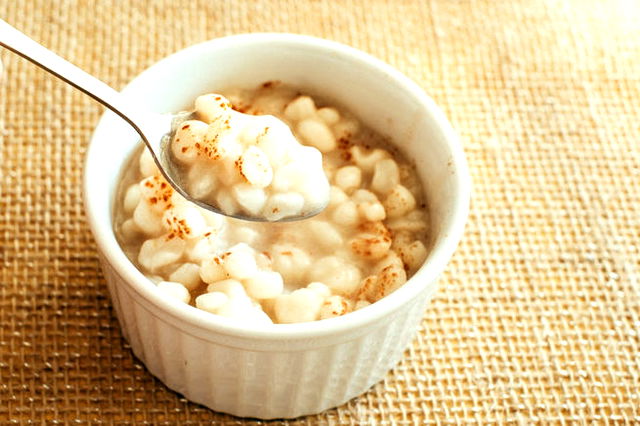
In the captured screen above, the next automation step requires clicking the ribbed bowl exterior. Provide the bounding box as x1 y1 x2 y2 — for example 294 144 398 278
99 255 436 419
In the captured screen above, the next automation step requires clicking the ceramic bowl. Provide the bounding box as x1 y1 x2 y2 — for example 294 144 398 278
83 33 470 419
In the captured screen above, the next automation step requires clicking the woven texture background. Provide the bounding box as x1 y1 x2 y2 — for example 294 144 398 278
1 0 639 423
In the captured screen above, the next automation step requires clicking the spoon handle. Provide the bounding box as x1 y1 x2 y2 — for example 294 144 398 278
0 19 151 143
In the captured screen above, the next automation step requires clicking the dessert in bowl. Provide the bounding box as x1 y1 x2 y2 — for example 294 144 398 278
83 33 470 419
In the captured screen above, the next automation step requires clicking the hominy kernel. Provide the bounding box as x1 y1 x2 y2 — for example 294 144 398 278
162 204 207 239
371 158 400 195
284 95 316 121
215 190 239 216
331 200 360 227
196 291 229 313
169 263 202 291
383 185 417 219
398 240 428 274
229 225 260 245
199 256 228 284
386 209 428 232
138 235 186 273
195 94 231 123
308 256 362 295
308 220 343 250
329 186 349 208
172 120 208 164
354 300 371 310
274 287 324 323
358 202 386 222
350 233 392 260
187 229 226 263
349 146 390 173
262 192 305 221
244 270 284 299
334 165 362 193
317 107 340 125
307 282 331 298
133 201 164 237
238 146 273 188
270 245 311 286
187 162 218 200
139 148 159 177
231 183 267 215
223 244 258 279
157 281 191 304
332 118 360 140
123 184 141 214
120 219 142 240
319 295 352 320
297 118 337 152
251 92 291 115
206 279 247 299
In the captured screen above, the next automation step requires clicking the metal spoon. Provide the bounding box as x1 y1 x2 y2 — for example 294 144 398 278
0 19 324 222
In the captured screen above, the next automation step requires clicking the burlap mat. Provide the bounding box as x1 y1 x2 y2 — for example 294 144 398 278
1 0 639 423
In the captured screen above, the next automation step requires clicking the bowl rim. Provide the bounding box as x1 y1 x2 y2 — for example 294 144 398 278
83 32 471 341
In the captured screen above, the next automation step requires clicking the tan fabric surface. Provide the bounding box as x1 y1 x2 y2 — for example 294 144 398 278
1 0 639 423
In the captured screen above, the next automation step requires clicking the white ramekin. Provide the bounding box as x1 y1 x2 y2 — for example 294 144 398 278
83 33 470 419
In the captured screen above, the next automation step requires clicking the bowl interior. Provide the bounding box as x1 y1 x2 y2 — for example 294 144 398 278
84 34 470 339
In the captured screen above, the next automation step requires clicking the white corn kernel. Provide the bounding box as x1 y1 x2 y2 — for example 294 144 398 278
138 235 186 273
168 263 201 291
329 186 349 208
195 291 229 313
223 243 258 279
349 146 390 173
308 256 361 295
332 118 360 140
123 184 141 214
270 245 311 286
172 120 209 164
195 93 231 123
307 282 331 298
238 146 273 188
244 270 284 299
162 204 207 239
297 118 336 152
398 240 429 274
231 183 267 215
358 202 386 222
206 279 247 299
215 189 239 216
284 95 316 121
319 295 352 320
199 256 227 284
133 201 164 237
317 107 340 125
331 200 360 227
383 185 417 219
308 220 343 250
157 281 191 304
262 192 305 221
274 288 324 323
350 233 392 260
333 165 362 193
187 161 218 200
139 148 159 177
371 158 400 195
120 219 142 240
